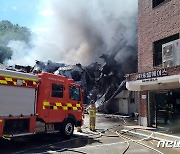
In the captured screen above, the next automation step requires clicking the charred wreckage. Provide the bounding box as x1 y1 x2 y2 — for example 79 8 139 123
4 39 137 113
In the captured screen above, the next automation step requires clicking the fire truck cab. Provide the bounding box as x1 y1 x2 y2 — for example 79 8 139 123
0 69 83 138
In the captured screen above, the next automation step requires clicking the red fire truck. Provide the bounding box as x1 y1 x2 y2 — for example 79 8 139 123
0 69 83 138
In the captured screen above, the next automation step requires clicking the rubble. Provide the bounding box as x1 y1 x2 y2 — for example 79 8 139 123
0 63 7 69
4 38 137 113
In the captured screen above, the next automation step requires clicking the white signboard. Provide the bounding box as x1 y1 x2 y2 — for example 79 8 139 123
142 95 146 100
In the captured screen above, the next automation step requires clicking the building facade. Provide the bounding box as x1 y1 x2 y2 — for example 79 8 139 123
109 90 138 115
126 0 180 133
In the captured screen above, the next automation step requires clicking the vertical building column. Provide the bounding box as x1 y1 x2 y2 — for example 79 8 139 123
138 91 148 126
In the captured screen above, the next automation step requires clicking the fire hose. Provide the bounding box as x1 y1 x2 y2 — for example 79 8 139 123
13 120 164 154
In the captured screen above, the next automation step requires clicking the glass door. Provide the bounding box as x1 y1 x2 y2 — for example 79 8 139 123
148 92 157 127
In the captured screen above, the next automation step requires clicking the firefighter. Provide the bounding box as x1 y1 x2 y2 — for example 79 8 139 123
88 100 97 131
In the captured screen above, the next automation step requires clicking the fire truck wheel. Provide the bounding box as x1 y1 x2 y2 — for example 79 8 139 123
61 119 74 138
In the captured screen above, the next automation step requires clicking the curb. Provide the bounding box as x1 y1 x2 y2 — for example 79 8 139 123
97 113 130 119
122 126 180 141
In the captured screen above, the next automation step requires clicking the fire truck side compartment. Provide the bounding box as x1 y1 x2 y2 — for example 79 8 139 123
0 85 36 116
4 119 29 134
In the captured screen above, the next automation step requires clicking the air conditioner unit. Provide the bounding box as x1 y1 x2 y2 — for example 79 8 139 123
163 59 174 68
162 39 180 68
162 43 173 59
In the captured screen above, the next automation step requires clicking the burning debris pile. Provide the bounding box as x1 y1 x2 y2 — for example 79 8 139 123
30 38 137 113
3 37 137 113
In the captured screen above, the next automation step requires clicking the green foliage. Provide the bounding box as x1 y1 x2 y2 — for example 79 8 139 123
0 46 13 63
0 20 31 63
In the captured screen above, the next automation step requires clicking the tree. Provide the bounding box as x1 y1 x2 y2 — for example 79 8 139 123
0 46 12 63
0 20 31 63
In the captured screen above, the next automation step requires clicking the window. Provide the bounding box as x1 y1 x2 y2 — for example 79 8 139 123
52 83 63 98
130 98 135 103
152 0 165 8
70 86 80 101
153 34 179 66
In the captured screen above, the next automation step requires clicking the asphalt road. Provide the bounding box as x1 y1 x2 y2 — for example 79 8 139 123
0 114 179 154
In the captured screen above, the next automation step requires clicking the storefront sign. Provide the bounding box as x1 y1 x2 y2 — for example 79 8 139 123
142 78 158 83
136 69 168 80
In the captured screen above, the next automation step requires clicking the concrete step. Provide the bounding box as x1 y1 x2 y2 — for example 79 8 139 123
122 125 180 141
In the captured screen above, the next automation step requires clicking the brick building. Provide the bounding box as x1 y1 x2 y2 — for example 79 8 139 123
126 0 180 132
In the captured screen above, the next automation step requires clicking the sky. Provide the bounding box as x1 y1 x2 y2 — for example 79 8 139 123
0 0 51 32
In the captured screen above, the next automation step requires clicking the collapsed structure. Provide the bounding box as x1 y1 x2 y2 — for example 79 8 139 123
4 38 137 113
30 39 137 113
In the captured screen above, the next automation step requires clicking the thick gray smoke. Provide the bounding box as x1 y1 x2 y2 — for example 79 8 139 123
7 0 138 66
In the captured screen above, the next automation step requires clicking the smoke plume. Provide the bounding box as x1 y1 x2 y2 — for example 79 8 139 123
7 0 138 66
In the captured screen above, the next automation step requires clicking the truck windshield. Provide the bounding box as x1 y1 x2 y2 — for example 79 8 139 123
70 86 80 101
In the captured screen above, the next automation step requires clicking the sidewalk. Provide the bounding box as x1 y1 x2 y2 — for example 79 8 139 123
85 113 180 142
122 125 180 141
98 113 180 141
